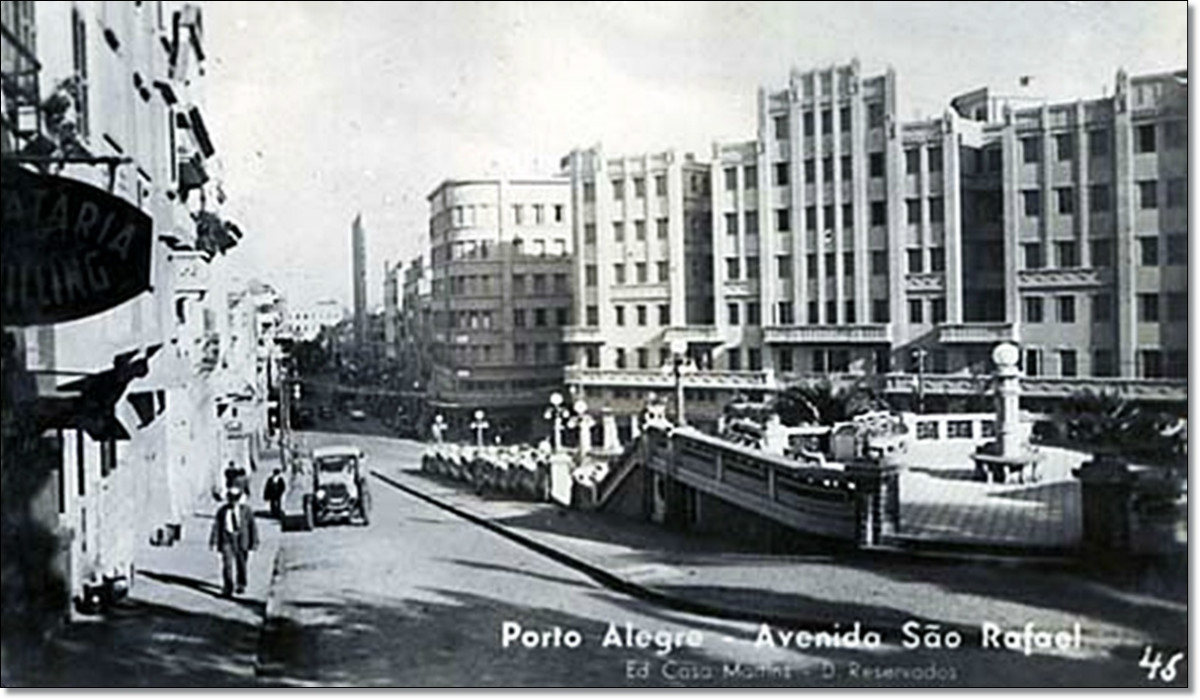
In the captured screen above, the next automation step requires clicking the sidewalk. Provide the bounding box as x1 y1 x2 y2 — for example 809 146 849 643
12 456 287 687
373 464 1188 658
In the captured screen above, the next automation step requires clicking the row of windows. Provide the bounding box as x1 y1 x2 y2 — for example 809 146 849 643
1021 233 1187 269
511 203 566 226
512 307 571 328
443 342 571 366
510 273 570 296
1021 292 1187 324
612 304 671 328
437 202 567 230
1017 122 1186 165
771 102 887 141
582 172 711 202
583 218 670 244
1020 178 1185 217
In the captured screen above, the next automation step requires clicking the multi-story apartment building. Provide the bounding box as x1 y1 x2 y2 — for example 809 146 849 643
284 299 345 342
565 61 1187 435
422 178 573 439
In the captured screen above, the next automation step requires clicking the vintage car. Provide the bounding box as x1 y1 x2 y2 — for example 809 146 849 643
303 445 372 529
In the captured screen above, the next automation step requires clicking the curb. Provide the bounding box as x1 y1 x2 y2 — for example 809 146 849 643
252 543 287 679
370 468 1167 650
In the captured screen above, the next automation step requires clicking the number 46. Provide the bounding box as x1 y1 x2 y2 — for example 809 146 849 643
1139 646 1184 683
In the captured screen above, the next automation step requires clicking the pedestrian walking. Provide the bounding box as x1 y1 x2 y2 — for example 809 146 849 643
263 468 287 520
208 486 258 597
224 460 249 499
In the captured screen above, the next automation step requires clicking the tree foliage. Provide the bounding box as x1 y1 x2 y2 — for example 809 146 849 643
773 378 891 426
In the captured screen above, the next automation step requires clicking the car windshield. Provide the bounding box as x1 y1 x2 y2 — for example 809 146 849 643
316 456 356 473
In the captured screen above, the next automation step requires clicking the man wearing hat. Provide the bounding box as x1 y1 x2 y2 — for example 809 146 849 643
209 485 259 597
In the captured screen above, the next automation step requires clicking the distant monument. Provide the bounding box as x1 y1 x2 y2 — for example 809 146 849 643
972 343 1042 483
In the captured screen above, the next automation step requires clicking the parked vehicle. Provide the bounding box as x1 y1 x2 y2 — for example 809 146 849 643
302 445 372 529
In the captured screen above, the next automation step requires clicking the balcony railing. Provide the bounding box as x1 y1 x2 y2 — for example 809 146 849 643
565 367 774 390
936 322 1019 344
662 325 722 344
763 324 893 344
882 373 1186 401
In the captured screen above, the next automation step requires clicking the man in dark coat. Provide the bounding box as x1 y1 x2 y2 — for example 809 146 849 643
263 468 287 520
209 486 259 596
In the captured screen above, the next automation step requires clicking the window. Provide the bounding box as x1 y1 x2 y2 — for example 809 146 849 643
744 166 757 189
658 304 670 326
869 152 884 177
1057 295 1076 323
633 348 648 369
747 303 761 326
1166 234 1187 265
612 179 625 200
867 102 884 128
1166 178 1186 208
1139 350 1162 379
585 264 597 286
745 211 758 235
635 220 646 240
584 223 596 244
907 249 924 273
613 222 625 242
1138 293 1159 322
821 157 833 182
636 262 647 283
725 213 739 235
1056 241 1078 268
532 274 546 294
1021 136 1041 163
745 257 760 280
1167 351 1187 378
71 9 91 139
905 149 920 174
985 147 1002 173
634 177 646 198
1023 348 1042 377
1167 292 1187 322
1054 133 1073 161
656 261 668 282
871 202 887 226
843 251 855 277
871 251 887 275
803 111 814 136
821 108 833 135
948 421 974 439
776 208 791 232
906 199 921 225
613 263 626 285
805 206 817 231
1056 187 1074 215
774 162 790 186
554 204 564 222
1092 349 1114 377
1138 180 1158 209
615 306 625 326
513 309 526 328
656 217 668 239
1023 296 1044 323
1056 350 1078 378
512 274 526 294
583 183 596 202
727 303 740 325
654 174 666 196
908 299 924 323
777 301 794 325
514 344 528 364
811 350 828 373
929 247 945 272
534 308 547 327
556 307 569 326
1136 124 1156 153
726 257 740 280
777 348 794 372
1091 239 1113 268
931 298 946 324
826 300 838 325
839 106 851 131
807 301 819 324
1139 236 1159 266
1092 293 1112 322
1023 243 1044 270
841 155 852 180
727 349 742 371
554 273 568 293
636 305 647 326
586 305 599 326
615 348 627 369
929 197 944 223
1022 190 1041 217
873 299 890 323
774 114 789 139
1089 184 1110 213
806 254 818 278
928 147 943 171
842 203 854 228
803 159 815 182
723 167 737 191
1088 129 1109 157
843 300 856 323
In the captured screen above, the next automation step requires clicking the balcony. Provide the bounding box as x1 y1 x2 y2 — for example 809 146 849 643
563 326 605 344
565 367 775 391
936 322 1019 344
1017 268 1110 290
662 325 723 345
881 373 1187 402
763 324 893 345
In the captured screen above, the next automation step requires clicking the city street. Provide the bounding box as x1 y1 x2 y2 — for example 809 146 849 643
254 431 1183 688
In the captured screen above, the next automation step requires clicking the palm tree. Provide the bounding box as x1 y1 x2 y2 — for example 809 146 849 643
773 378 890 426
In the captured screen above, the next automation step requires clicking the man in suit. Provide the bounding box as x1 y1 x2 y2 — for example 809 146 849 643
209 486 258 597
262 468 287 520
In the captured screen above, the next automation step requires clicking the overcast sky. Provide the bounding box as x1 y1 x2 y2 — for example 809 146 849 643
202 1 1186 311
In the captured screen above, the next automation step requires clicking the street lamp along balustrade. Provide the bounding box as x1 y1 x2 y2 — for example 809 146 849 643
543 391 569 452
663 338 696 427
470 409 490 447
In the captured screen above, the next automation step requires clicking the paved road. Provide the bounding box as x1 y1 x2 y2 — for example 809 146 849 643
257 432 1183 688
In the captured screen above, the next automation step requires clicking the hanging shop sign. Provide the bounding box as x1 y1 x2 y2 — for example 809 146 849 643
1 162 153 326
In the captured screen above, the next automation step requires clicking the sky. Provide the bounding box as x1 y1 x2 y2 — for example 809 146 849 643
201 1 1186 311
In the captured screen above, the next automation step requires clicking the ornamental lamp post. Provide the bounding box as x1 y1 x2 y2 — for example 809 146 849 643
663 338 694 426
470 409 490 447
431 413 447 443
572 398 593 458
543 391 568 452
911 347 928 414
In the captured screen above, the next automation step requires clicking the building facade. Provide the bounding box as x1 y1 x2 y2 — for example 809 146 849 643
564 61 1187 435
421 178 573 438
1 0 263 630
283 299 345 343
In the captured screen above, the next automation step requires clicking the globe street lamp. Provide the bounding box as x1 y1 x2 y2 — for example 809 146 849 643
431 413 448 443
571 398 593 458
470 409 490 447
910 348 928 414
543 391 569 451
